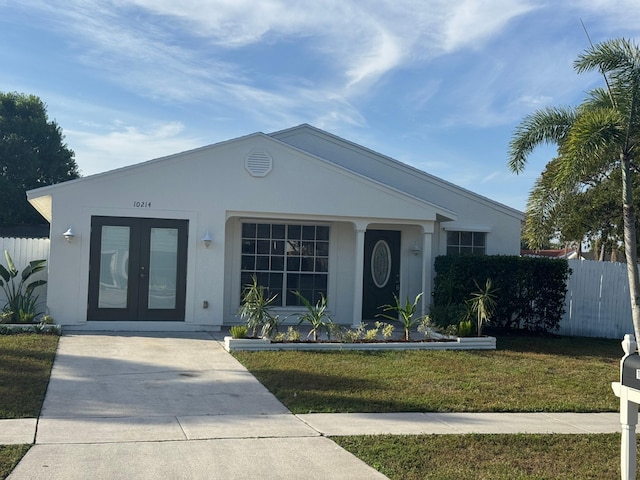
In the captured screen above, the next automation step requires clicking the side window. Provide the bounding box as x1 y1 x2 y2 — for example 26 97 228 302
446 231 486 255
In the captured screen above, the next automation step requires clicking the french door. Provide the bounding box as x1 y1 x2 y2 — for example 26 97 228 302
88 216 188 321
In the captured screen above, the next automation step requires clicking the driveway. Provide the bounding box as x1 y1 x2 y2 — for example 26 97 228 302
8 332 386 480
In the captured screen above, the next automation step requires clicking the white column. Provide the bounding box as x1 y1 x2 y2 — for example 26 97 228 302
420 223 434 318
352 223 367 327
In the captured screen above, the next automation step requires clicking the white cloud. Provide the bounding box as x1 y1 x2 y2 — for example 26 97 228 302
439 0 538 53
570 0 640 32
5 0 612 178
67 122 204 175
11 0 539 104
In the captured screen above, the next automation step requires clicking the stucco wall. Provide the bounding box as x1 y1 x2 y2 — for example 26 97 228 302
32 130 521 329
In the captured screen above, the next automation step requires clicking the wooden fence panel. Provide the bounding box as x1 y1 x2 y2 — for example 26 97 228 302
558 259 633 339
0 238 50 313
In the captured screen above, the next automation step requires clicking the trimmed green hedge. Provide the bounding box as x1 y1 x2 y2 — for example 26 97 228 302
432 255 571 333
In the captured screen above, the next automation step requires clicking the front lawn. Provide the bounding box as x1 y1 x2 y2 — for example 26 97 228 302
0 334 628 479
0 334 58 479
0 334 59 419
233 336 621 413
334 433 624 479
0 446 30 480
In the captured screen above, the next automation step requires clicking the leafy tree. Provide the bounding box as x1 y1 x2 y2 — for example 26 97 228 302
0 92 79 226
508 38 640 343
521 150 638 259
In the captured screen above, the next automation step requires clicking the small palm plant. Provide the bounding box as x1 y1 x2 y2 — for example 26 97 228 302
0 251 47 324
467 279 497 336
238 275 279 338
292 291 333 341
377 292 424 341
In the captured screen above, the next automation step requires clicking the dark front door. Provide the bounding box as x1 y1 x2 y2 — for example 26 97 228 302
362 230 400 320
88 216 188 321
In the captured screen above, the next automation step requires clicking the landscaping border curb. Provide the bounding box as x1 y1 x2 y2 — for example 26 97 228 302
223 336 496 352
0 324 62 334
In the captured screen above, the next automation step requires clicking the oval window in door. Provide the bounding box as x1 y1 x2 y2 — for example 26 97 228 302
371 240 392 288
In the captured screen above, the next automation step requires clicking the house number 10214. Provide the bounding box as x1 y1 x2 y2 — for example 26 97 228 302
133 201 151 208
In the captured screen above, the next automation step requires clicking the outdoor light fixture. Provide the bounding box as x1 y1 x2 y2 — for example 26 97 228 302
63 228 75 243
202 232 212 248
411 243 421 256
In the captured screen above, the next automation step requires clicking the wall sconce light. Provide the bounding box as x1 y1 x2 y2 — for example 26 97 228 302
411 243 421 256
63 227 75 243
202 232 212 248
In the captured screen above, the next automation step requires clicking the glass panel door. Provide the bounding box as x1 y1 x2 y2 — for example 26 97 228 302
98 226 130 309
148 228 178 310
88 217 188 321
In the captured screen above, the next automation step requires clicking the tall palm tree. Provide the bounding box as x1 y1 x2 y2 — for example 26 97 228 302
508 38 640 345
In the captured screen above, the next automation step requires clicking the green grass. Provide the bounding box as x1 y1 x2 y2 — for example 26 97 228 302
0 333 59 418
0 334 58 480
233 336 621 413
0 445 30 480
0 334 628 479
333 433 624 479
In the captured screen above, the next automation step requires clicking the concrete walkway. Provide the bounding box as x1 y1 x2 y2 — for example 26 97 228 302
4 332 621 479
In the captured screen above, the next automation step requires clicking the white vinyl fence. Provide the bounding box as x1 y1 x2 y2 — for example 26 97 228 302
559 259 633 339
0 237 50 313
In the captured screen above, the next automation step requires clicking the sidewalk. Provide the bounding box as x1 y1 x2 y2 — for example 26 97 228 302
2 411 620 445
3 332 622 479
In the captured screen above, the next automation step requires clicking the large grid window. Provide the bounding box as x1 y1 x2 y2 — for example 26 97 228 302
446 231 486 255
241 223 329 306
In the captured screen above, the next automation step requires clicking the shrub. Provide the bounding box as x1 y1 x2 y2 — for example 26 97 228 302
417 316 441 339
429 303 468 330
230 325 248 339
0 252 47 324
457 319 474 337
467 279 497 336
238 275 279 338
377 293 425 341
376 321 395 340
292 291 333 341
340 324 366 343
364 324 380 341
433 255 570 334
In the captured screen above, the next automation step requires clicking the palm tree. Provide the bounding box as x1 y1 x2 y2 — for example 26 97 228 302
467 279 497 337
508 38 640 345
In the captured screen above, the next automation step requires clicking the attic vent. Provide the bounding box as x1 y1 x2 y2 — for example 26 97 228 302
245 150 273 177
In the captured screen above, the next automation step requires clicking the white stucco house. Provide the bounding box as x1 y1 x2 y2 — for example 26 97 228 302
26 124 523 331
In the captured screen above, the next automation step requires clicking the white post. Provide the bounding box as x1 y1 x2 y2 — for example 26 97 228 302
620 386 638 480
420 225 433 318
352 224 366 327
620 334 639 480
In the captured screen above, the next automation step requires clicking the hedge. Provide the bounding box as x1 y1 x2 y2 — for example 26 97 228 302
432 255 571 333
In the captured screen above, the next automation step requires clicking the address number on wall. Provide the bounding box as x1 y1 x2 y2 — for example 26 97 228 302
133 201 152 208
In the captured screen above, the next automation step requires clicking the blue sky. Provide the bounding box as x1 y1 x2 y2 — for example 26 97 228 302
1 1 638 212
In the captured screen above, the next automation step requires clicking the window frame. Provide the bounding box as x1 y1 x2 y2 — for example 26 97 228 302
446 230 487 255
240 221 330 307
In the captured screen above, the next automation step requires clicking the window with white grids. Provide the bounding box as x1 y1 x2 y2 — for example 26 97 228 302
241 223 329 306
446 231 486 255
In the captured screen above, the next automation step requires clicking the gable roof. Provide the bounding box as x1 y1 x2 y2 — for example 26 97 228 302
27 124 523 225
26 129 460 222
270 124 524 221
